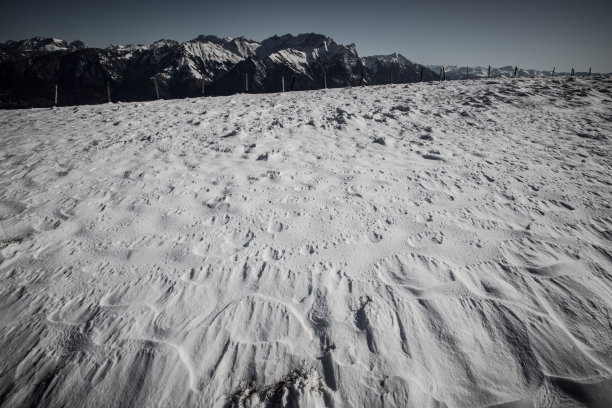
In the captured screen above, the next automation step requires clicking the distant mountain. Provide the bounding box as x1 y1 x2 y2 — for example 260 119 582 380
207 33 368 94
426 64 578 79
0 37 88 56
363 53 437 84
0 34 442 108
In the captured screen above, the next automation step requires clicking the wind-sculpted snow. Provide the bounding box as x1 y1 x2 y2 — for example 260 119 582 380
0 76 611 407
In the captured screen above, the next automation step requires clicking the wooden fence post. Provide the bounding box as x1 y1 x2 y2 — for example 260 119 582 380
153 77 159 99
360 69 365 86
324 72 327 89
107 81 111 103
514 66 518 77
419 66 424 82
201 78 205 96
245 73 248 92
290 77 296 91
488 66 491 78
54 84 58 105
588 67 591 76
389 67 392 84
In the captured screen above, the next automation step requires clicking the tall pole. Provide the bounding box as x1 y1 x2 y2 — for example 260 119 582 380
360 70 365 86
107 81 111 103
324 72 327 89
290 77 296 91
389 66 392 84
245 73 248 92
466 66 469 80
552 67 555 77
588 67 591 76
282 76 284 92
201 78 205 96
54 84 58 105
153 77 159 99
443 67 446 81
419 66 424 82
514 66 518 77
488 65 491 78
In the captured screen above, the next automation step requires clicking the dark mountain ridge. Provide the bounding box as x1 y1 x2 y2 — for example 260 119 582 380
0 33 436 108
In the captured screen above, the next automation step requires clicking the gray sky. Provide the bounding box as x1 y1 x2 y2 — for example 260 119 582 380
1 0 610 71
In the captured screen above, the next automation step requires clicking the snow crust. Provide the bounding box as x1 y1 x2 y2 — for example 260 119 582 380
1 76 611 408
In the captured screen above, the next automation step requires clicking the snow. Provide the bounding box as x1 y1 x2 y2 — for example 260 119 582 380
105 36 260 83
257 34 351 71
179 39 260 82
0 76 611 407
268 49 309 75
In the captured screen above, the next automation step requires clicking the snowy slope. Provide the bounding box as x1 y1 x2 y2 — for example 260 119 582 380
1 76 611 408
181 36 260 82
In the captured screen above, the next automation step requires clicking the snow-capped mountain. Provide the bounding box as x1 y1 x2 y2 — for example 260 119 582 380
183 35 260 82
207 33 367 94
0 34 443 108
0 37 88 56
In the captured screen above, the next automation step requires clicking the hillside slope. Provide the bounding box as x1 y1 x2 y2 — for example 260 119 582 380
1 76 611 407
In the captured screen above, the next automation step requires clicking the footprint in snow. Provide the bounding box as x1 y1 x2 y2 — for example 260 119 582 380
267 219 285 234
367 231 383 242
422 153 443 161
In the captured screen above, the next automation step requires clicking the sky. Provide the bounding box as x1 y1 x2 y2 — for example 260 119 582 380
1 0 611 72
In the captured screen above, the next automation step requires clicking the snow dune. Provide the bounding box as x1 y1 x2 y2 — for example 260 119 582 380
0 76 611 408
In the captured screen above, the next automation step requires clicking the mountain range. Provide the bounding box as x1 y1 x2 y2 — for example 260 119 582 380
0 34 580 109
425 64 583 80
0 34 439 108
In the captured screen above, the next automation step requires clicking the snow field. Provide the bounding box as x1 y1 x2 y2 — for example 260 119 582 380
0 76 611 407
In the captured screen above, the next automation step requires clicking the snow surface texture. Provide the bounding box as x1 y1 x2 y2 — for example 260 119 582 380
0 76 611 408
